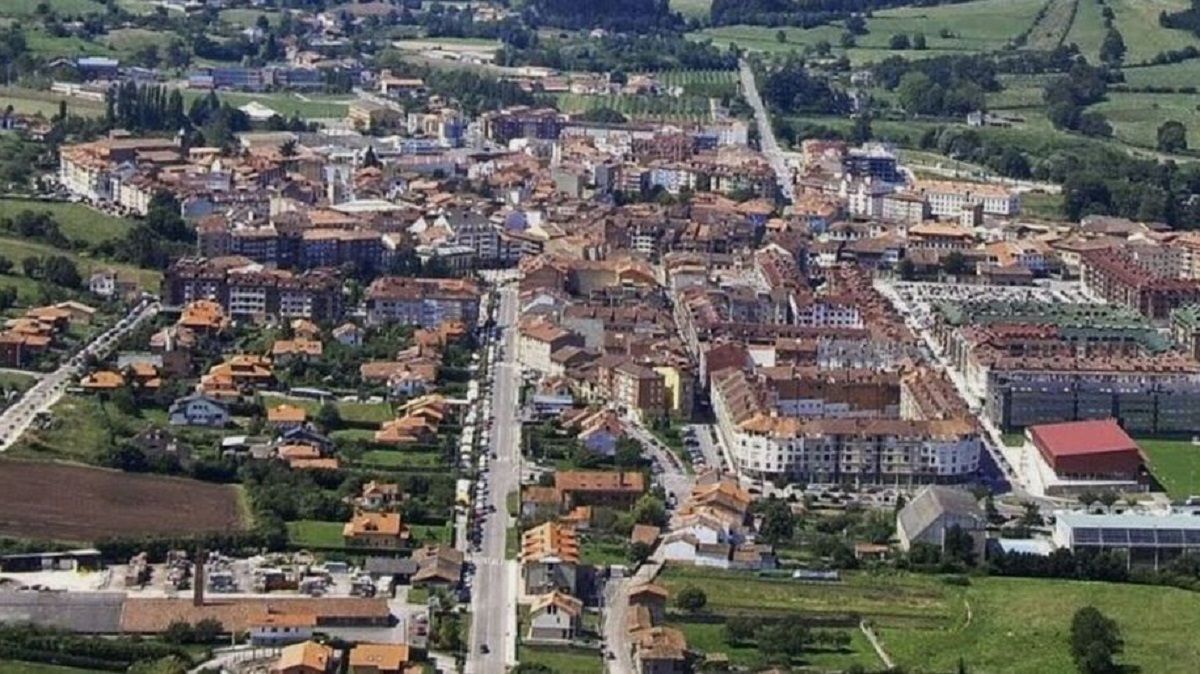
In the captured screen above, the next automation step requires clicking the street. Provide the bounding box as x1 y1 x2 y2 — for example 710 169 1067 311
465 282 520 674
0 297 160 451
739 58 794 203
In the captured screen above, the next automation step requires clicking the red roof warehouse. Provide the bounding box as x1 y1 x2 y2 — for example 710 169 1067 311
1028 419 1145 480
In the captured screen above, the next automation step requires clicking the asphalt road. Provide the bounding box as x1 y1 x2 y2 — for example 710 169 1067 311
0 298 160 451
466 283 520 674
739 58 794 203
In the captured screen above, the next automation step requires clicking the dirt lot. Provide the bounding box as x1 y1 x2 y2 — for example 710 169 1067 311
0 460 246 542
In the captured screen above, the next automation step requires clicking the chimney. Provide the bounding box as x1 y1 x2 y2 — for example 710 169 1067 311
193 548 205 607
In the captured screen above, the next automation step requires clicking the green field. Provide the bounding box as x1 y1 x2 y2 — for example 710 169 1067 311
1065 0 1114 61
359 449 443 468
0 661 99 674
669 0 711 19
180 90 352 119
1138 436 1200 499
690 0 1046 59
658 566 1200 673
218 8 282 27
1110 0 1197 64
0 371 38 394
658 69 738 98
0 86 107 119
0 0 105 17
1122 58 1200 88
546 92 713 124
11 395 156 463
1090 92 1200 149
519 646 603 674
261 394 395 425
1024 0 1078 51
0 235 160 290
287 519 452 549
100 28 175 55
0 198 135 246
674 618 881 671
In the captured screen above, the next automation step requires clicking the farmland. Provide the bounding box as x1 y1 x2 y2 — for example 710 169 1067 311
179 90 353 120
0 0 105 18
657 565 1200 673
287 519 453 550
1138 436 1200 500
0 198 135 246
0 87 107 119
546 93 713 124
0 459 246 542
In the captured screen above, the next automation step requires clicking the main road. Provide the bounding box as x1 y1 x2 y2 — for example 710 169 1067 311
0 296 160 450
739 57 794 203
466 281 520 674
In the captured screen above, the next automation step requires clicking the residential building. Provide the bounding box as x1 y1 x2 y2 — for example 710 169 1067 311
896 486 987 558
270 640 334 674
527 591 582 641
347 643 413 674
520 522 579 595
518 321 584 375
167 394 231 427
365 277 480 328
555 471 646 509
343 512 411 550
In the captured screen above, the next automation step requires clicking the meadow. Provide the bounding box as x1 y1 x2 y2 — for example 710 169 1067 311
0 198 135 246
658 565 1200 673
1137 436 1200 499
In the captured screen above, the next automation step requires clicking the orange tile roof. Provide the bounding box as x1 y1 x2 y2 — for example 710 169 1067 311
274 640 333 673
268 404 309 424
348 643 411 671
520 522 579 564
344 511 409 539
81 370 125 390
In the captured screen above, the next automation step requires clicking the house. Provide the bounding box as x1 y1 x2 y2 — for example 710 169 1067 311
357 481 403 510
168 394 231 427
411 544 464 587
273 338 324 364
628 582 668 623
270 640 334 674
555 471 646 509
527 591 583 642
80 370 126 392
334 322 364 347
348 643 414 674
343 512 411 550
896 485 987 559
630 524 661 551
630 626 689 674
251 611 317 646
268 403 309 430
521 522 579 595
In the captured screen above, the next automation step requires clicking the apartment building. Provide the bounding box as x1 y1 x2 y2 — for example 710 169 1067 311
163 257 343 322
518 320 584 375
1081 249 1200 319
612 361 668 422
914 180 1020 217
364 276 480 328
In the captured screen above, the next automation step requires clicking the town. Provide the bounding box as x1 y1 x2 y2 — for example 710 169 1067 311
0 1 1198 674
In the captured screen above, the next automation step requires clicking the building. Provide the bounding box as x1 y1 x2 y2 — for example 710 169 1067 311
167 394 231 427
270 640 335 674
914 180 1020 217
347 643 414 674
251 612 317 646
343 512 411 550
1053 511 1200 570
1028 419 1145 484
163 258 343 322
555 471 646 509
612 362 667 422
518 321 584 375
348 101 402 131
482 107 567 144
895 485 987 558
1082 249 1200 320
527 591 583 641
365 277 480 328
520 522 579 595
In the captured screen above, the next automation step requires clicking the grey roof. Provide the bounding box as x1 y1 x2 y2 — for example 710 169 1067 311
897 486 985 539
364 557 419 576
0 591 124 633
1056 512 1200 530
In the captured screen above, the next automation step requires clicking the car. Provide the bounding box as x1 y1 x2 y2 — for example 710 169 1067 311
480 644 489 654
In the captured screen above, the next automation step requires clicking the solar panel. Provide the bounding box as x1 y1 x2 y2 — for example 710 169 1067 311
1128 528 1156 544
1100 528 1130 544
1158 529 1184 545
1073 527 1101 543
1185 530 1200 545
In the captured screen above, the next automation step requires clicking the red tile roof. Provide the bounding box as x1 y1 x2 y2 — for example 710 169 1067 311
1029 419 1140 457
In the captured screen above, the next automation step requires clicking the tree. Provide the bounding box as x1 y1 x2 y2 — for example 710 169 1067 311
942 251 968 276
756 620 810 662
758 498 795 545
1157 120 1188 152
849 113 873 144
1099 28 1126 64
41 255 80 288
675 585 707 612
627 541 652 566
315 401 342 431
161 620 195 645
846 14 867 35
632 494 667 527
913 33 927 50
193 617 223 643
889 33 911 50
897 258 917 280
280 139 298 157
578 107 628 124
1070 606 1122 674
943 524 977 565
0 255 13 275
614 437 643 468
21 256 40 278
776 30 786 44
724 615 760 644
